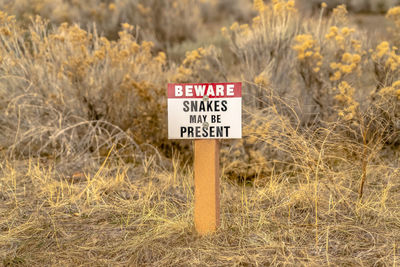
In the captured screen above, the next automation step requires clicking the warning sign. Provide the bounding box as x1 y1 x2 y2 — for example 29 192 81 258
168 82 242 139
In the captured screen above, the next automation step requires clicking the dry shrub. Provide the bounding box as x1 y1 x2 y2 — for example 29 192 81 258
222 0 300 106
215 2 400 182
292 4 400 147
368 7 400 144
173 45 227 83
0 0 204 49
221 81 360 182
297 0 400 15
386 5 400 44
291 4 370 123
200 0 254 23
368 83 400 145
0 0 122 37
371 40 400 88
221 84 305 179
118 0 203 50
0 14 168 163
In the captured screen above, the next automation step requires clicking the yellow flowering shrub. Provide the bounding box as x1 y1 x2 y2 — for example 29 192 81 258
292 34 322 73
1 0 203 49
0 15 169 158
291 4 366 121
368 80 400 144
371 41 400 87
222 0 299 106
173 46 226 83
386 6 400 45
324 25 364 81
334 81 359 121
331 4 348 25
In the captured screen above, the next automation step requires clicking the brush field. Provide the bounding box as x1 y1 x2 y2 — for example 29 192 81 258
1 0 400 266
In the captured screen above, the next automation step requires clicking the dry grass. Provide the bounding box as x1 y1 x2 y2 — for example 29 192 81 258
1 150 400 266
1 0 400 266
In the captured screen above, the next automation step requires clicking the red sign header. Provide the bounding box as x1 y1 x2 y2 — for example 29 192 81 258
168 83 241 98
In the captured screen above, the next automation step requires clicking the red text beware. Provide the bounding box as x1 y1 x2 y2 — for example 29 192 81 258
168 83 241 98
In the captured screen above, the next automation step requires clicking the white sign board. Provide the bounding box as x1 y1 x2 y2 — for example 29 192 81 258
168 83 242 139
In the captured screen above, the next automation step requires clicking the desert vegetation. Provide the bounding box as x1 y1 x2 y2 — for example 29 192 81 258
1 0 400 266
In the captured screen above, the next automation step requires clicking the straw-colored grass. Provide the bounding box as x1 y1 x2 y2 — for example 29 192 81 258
1 147 399 266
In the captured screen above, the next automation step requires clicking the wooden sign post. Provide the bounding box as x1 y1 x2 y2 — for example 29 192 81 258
167 82 241 235
194 139 220 235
